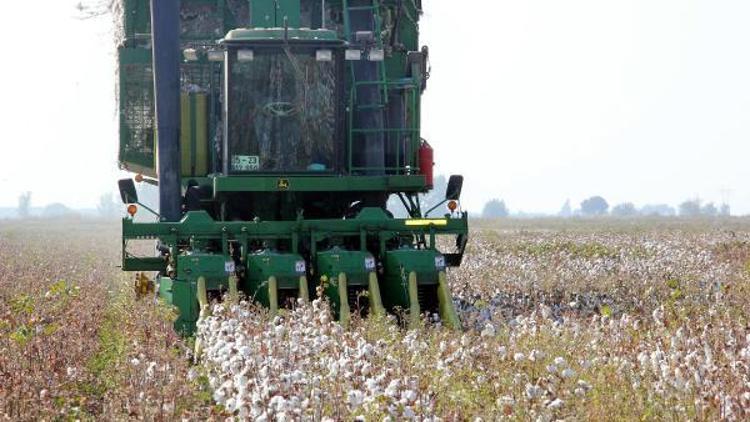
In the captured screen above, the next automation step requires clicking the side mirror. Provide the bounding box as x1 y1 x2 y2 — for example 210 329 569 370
118 179 139 204
446 175 464 201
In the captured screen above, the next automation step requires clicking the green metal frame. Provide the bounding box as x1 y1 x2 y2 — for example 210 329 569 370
212 175 427 193
122 209 467 272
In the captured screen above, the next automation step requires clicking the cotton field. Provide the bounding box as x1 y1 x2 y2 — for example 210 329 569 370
3 219 750 420
198 219 750 420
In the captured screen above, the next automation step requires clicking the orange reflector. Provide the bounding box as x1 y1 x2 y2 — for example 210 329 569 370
134 174 144 183
447 200 458 212
127 204 138 217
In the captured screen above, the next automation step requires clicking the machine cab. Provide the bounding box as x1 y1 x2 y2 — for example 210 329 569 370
222 29 346 175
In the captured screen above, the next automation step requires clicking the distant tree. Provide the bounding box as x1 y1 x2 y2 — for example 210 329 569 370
97 192 119 218
482 199 509 218
611 202 637 217
701 202 718 217
580 196 609 216
720 203 731 216
640 204 676 217
42 203 75 219
17 192 31 219
678 199 702 217
558 199 572 218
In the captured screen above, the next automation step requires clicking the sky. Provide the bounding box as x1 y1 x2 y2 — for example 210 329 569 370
0 1 749 214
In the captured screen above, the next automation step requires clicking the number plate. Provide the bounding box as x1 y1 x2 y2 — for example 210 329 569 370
295 260 306 274
231 155 260 171
225 261 236 273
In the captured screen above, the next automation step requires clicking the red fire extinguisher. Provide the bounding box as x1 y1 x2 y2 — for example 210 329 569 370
418 140 434 189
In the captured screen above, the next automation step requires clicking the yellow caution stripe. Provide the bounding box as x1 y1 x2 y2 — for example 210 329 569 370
405 218 448 227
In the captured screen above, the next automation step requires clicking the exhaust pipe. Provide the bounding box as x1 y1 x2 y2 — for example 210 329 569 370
150 0 182 222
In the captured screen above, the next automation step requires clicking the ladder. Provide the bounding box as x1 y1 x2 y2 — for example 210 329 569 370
343 0 391 173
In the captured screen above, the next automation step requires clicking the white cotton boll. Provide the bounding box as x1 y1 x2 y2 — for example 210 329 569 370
529 349 545 361
66 367 77 378
146 362 157 378
366 377 381 394
39 389 48 400
652 306 665 326
130 358 140 366
402 406 416 418
385 379 400 398
361 363 372 376
240 345 252 358
481 323 496 338
561 368 576 379
275 325 286 337
496 396 515 406
541 306 552 320
269 395 287 413
546 364 557 374
347 390 365 408
213 388 226 404
327 360 339 376
513 353 525 362
525 384 543 399
547 398 564 409
553 357 567 367
497 346 507 359
401 389 417 403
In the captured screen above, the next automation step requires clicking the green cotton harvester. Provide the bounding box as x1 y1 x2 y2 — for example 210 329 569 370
117 0 468 334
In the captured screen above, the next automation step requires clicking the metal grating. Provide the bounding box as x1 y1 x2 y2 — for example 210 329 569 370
120 60 155 170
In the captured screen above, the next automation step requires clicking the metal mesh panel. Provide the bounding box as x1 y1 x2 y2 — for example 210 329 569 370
180 3 223 37
120 59 155 170
227 0 250 27
181 62 213 93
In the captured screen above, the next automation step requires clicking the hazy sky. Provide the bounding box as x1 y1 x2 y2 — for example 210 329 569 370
1 1 749 214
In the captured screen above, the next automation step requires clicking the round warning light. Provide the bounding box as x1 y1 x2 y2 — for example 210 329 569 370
127 204 138 217
447 200 458 212
134 174 144 183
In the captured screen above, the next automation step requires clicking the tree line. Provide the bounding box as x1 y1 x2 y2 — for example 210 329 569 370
481 195 732 218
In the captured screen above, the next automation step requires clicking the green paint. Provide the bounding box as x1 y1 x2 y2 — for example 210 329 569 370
214 175 427 193
118 0 467 334
246 250 306 308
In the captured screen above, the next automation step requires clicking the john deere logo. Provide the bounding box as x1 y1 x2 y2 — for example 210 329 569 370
277 178 290 191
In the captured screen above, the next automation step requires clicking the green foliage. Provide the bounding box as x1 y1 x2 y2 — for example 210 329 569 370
580 196 609 216
516 241 619 259
482 199 509 218
10 325 32 347
84 295 129 397
10 294 34 315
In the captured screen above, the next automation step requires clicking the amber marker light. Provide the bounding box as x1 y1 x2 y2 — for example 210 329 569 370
447 200 458 212
134 173 144 183
127 204 138 217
